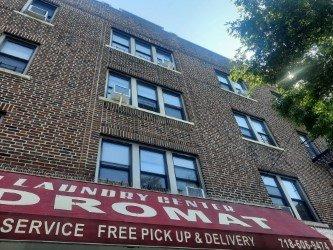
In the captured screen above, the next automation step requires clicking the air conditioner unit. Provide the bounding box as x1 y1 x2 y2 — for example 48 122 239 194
186 186 205 198
25 5 48 21
108 85 130 106
161 61 174 70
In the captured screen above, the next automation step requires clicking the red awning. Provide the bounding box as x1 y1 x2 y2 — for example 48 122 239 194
0 170 331 250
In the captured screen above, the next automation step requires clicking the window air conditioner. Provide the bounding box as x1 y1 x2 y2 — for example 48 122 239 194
186 186 205 198
108 85 130 106
25 5 48 21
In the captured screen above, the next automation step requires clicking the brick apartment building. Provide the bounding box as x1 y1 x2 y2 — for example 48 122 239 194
0 0 332 249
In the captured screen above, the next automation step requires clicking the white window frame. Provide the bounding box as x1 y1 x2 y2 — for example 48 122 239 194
109 29 176 70
234 112 278 146
21 0 59 23
0 34 38 75
261 173 319 222
105 71 188 121
95 138 204 196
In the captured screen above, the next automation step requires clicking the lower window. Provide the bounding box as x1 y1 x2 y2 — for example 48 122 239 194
260 173 317 221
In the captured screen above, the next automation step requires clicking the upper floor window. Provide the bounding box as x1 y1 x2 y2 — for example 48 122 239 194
110 29 176 70
99 141 131 186
140 148 167 192
299 133 320 159
216 71 248 96
156 48 174 69
0 36 37 74
135 40 152 61
234 112 276 146
24 0 57 22
111 31 130 53
261 174 317 222
163 91 185 120
97 140 203 196
105 71 188 121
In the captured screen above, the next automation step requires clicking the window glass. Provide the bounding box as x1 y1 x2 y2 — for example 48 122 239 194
177 180 199 194
99 168 129 185
299 134 320 158
234 114 256 139
271 197 286 206
175 167 197 181
140 149 165 175
165 107 183 119
156 49 173 64
292 200 315 221
101 142 130 166
107 73 131 97
282 180 302 200
30 0 57 20
141 174 167 190
136 41 152 61
234 114 250 129
163 92 182 107
163 91 185 120
112 31 130 53
261 175 277 187
233 81 247 95
1 40 34 60
137 82 159 112
173 156 195 169
137 83 157 100
216 72 233 91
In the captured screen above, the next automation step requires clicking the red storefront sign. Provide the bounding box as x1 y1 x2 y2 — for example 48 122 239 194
0 170 331 250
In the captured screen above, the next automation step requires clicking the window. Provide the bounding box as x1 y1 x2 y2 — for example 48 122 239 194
137 82 159 112
109 29 175 70
163 91 185 120
135 40 152 61
215 71 248 96
0 36 36 74
299 133 320 158
234 112 276 146
261 174 316 221
106 72 131 101
140 149 168 192
111 31 130 53
156 48 174 68
25 0 57 22
0 112 5 124
216 72 233 91
97 140 202 196
173 155 200 194
99 141 131 186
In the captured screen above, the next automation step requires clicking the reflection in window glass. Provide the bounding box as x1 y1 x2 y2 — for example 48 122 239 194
107 73 131 98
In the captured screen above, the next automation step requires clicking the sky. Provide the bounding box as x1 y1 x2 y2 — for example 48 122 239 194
101 0 242 59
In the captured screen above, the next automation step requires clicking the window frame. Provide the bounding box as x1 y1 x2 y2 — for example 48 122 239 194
163 90 186 120
215 70 249 96
260 173 318 222
22 0 59 23
0 35 38 75
135 39 153 62
111 30 131 54
137 80 160 113
95 138 204 196
109 29 176 70
106 71 132 103
98 140 132 186
233 111 277 146
139 147 169 192
298 132 320 159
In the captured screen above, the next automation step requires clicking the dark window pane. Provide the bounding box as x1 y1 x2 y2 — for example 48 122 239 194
271 197 287 206
0 54 27 73
234 114 250 129
266 186 283 197
251 119 275 145
240 127 255 139
175 167 197 181
233 81 247 95
99 167 129 185
30 0 57 20
138 96 159 112
1 40 34 60
293 200 315 221
141 174 167 191
165 106 183 119
176 180 199 194
173 156 195 169
101 142 130 166
299 134 320 158
220 83 233 91
140 149 165 175
137 83 157 100
163 92 182 107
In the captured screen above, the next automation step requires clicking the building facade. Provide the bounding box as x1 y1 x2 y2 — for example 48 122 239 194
0 0 332 249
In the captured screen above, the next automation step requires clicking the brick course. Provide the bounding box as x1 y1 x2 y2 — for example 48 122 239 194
0 0 332 228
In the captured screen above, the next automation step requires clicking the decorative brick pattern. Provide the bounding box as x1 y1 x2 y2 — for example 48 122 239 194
0 0 332 228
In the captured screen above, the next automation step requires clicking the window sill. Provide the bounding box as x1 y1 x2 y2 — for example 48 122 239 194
99 96 194 125
13 10 54 27
243 137 284 151
0 68 31 80
302 220 330 229
105 45 182 74
220 87 258 102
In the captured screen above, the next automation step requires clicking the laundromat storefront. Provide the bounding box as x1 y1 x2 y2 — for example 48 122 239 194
0 170 331 250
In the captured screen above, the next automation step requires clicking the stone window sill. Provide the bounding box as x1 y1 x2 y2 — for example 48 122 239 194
105 45 182 74
99 96 194 125
220 87 258 102
302 220 330 229
13 10 54 27
0 68 31 80
243 137 284 151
